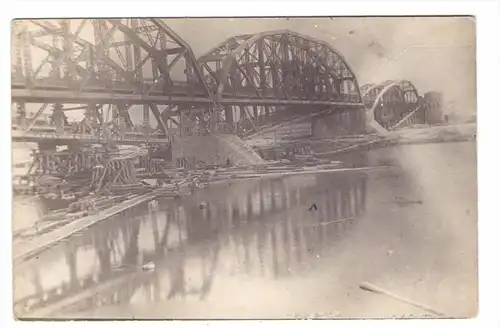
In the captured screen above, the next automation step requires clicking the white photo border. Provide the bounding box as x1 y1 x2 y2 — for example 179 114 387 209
1 1 498 328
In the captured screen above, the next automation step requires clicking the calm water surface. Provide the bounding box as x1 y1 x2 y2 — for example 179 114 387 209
12 142 477 319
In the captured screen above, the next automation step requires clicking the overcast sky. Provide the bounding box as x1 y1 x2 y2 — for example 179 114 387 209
169 17 476 112
18 17 476 123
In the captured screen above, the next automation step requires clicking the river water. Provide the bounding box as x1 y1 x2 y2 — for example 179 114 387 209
12 142 477 319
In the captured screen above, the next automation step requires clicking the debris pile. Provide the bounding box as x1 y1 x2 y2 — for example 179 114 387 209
13 141 348 244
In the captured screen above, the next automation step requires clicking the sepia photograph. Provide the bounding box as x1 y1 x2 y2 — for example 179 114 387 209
10 16 477 320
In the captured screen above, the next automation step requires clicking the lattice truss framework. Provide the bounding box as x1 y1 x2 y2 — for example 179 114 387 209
11 21 367 139
361 80 421 130
11 19 214 140
198 30 364 133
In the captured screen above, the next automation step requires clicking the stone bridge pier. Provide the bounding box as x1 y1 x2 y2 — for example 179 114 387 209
171 134 266 168
311 108 367 138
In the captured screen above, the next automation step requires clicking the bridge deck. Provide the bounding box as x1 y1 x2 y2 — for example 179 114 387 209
12 80 363 106
12 88 364 107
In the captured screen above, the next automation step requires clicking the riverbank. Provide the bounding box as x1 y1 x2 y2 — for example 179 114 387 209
313 123 476 157
389 122 476 144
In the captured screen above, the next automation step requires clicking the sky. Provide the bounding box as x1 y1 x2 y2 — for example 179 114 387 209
169 17 476 114
16 17 477 124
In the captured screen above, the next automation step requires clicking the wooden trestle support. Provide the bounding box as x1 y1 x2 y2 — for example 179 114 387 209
91 158 139 192
21 144 168 197
88 146 155 193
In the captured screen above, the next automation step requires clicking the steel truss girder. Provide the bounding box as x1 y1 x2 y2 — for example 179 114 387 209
11 23 370 139
197 30 364 134
12 19 211 98
11 19 217 140
198 30 363 105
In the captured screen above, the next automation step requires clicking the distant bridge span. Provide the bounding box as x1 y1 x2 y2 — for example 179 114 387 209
361 80 423 132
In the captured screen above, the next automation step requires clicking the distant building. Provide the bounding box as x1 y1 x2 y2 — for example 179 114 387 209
422 91 444 124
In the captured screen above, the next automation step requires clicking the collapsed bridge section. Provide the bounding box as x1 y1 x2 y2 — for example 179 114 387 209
361 80 434 132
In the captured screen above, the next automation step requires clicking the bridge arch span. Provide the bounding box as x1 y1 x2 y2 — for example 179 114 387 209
198 30 364 134
361 80 421 132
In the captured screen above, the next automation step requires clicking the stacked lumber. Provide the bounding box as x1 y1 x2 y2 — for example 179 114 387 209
106 183 154 195
13 155 358 247
203 158 343 180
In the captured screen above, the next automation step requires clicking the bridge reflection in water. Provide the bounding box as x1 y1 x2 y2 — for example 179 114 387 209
14 172 368 318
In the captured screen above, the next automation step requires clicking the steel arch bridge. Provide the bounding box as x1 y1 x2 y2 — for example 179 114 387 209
360 80 424 131
11 20 365 145
197 30 364 135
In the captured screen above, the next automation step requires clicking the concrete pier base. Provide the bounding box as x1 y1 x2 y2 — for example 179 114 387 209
171 134 265 168
311 108 368 138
